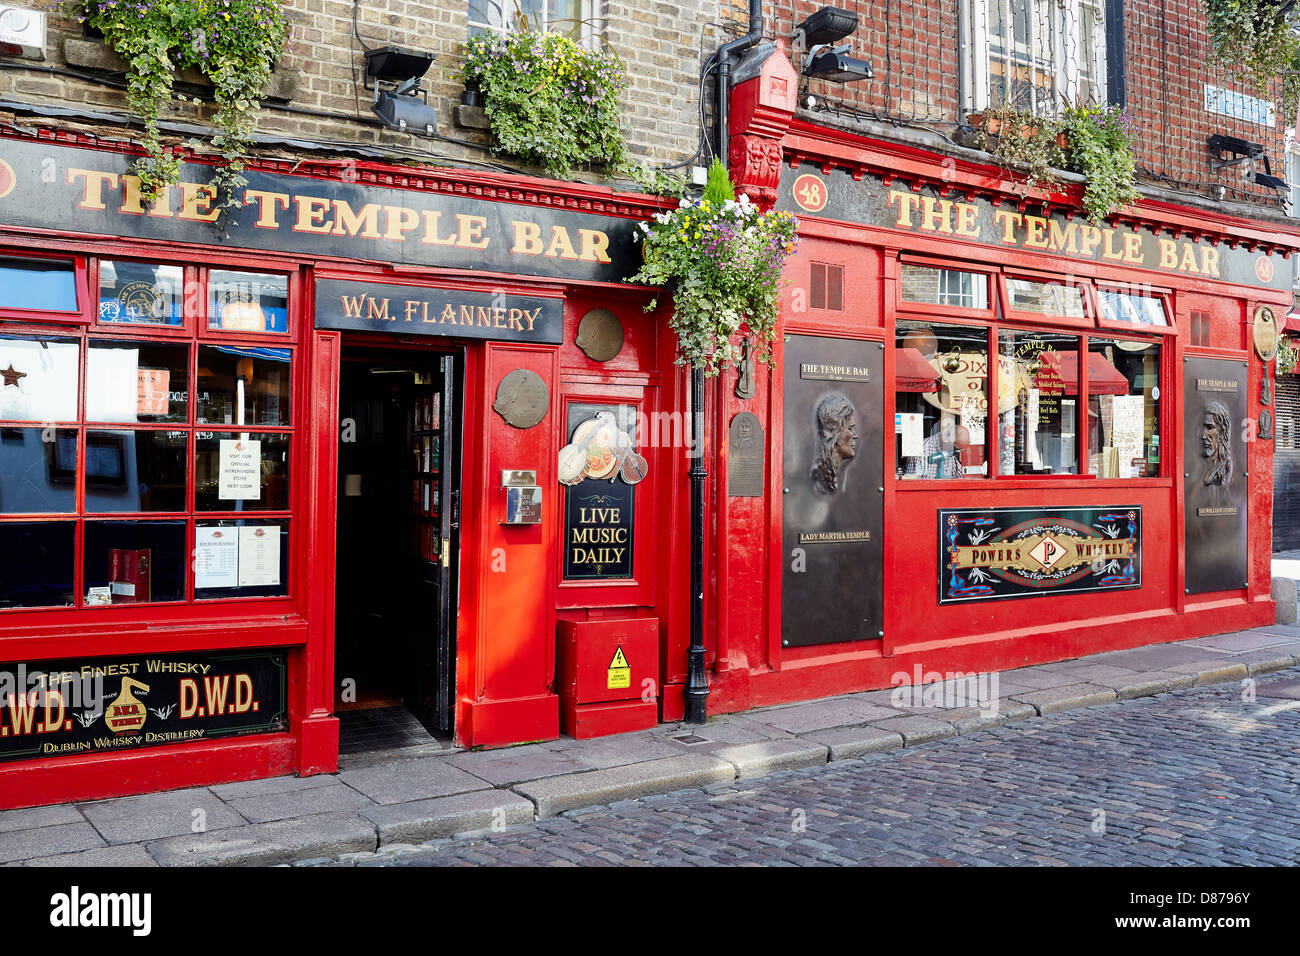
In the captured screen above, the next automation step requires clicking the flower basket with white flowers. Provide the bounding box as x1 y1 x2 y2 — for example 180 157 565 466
626 161 799 377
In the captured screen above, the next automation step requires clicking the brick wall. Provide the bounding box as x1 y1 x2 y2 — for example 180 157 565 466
760 0 1290 209
0 1 722 177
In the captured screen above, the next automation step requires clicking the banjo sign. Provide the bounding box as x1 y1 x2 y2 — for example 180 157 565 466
938 505 1143 604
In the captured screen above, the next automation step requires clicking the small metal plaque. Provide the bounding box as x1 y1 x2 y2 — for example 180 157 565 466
1253 305 1279 362
493 369 549 429
1260 408 1274 441
728 411 765 497
1184 357 1248 593
501 470 538 487
504 486 543 524
575 308 624 362
800 362 871 382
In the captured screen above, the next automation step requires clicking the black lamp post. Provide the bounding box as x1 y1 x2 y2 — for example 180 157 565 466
685 364 708 723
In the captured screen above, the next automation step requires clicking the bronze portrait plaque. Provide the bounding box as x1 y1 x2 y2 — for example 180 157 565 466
1253 306 1279 362
575 308 624 362
781 336 883 646
728 411 765 497
493 369 549 429
1183 357 1248 593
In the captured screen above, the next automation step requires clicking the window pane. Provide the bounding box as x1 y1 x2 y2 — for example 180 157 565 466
98 261 184 326
83 520 186 604
1097 289 1169 328
87 340 190 423
195 431 291 511
900 265 990 309
197 346 291 427
998 331 1080 474
0 335 80 422
83 430 188 513
194 519 289 599
0 257 79 312
1088 339 1161 477
896 322 989 479
0 521 75 608
1006 278 1086 318
0 427 78 514
208 271 289 333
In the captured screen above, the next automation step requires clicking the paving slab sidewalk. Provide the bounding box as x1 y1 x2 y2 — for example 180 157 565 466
4 620 1300 867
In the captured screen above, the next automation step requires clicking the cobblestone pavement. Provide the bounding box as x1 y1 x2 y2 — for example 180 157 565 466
314 666 1300 866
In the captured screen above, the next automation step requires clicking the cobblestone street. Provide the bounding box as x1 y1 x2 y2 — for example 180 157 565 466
318 667 1300 867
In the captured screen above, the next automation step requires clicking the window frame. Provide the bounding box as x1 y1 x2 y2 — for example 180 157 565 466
0 250 91 324
0 256 300 615
1094 281 1178 337
961 0 1113 114
467 0 596 47
999 269 1096 329
896 254 997 322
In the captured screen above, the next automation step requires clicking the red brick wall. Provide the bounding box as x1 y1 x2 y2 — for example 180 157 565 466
750 0 1289 207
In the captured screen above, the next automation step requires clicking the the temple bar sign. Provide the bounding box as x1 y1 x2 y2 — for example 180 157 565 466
0 138 639 284
315 280 563 343
779 163 1291 291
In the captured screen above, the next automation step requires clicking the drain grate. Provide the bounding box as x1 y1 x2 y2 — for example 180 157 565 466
671 733 710 745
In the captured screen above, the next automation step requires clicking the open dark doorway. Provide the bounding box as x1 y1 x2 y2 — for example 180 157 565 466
335 345 459 753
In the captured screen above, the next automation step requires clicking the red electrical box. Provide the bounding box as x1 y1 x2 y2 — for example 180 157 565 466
556 618 658 739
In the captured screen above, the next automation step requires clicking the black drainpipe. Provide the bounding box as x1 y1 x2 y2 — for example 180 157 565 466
686 0 765 725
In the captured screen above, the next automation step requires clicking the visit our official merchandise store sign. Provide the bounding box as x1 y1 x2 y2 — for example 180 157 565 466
938 505 1143 604
0 650 287 761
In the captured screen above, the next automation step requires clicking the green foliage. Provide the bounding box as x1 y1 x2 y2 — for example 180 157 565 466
701 158 735 204
69 0 288 215
1278 335 1299 375
620 160 689 199
1205 0 1299 94
627 171 800 377
1058 105 1142 224
973 105 1066 197
459 30 627 179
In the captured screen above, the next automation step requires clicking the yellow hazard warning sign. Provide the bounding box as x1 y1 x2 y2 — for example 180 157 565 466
607 645 631 690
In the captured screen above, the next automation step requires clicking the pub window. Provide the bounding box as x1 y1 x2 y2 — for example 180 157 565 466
1096 285 1171 331
0 256 81 315
208 271 290 334
896 320 990 479
1087 338 1161 477
0 264 296 611
1004 276 1088 321
997 330 1081 475
900 264 990 310
97 260 184 327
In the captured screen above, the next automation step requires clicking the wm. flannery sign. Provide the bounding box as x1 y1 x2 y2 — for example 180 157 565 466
0 138 639 283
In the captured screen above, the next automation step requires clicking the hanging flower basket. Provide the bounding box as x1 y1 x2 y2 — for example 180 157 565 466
626 161 799 377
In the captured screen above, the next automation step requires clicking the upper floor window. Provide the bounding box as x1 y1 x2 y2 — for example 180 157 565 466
468 1 592 44
962 0 1111 113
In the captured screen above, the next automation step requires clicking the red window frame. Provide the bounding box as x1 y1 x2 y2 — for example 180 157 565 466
1094 282 1178 337
998 269 1095 329
896 254 996 323
0 249 91 324
0 257 300 616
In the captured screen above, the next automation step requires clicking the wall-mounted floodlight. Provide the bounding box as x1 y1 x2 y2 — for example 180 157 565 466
364 46 438 134
804 46 874 82
792 7 858 54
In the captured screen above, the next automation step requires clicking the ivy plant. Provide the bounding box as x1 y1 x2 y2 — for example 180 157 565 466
1205 0 1300 94
1058 105 1142 224
626 160 800 377
1278 335 1299 375
973 105 1066 198
459 30 627 179
69 0 289 213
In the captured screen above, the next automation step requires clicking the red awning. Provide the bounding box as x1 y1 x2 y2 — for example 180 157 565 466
1285 312 1300 334
897 347 940 392
1035 351 1130 396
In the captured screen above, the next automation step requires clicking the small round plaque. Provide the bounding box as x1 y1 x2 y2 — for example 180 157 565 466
575 308 624 362
1253 305 1279 362
493 369 549 429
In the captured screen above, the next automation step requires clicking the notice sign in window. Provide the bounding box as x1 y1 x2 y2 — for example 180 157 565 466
218 439 261 500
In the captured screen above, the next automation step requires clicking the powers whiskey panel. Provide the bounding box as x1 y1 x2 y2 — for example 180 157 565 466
938 506 1142 604
781 336 883 646
1183 357 1249 594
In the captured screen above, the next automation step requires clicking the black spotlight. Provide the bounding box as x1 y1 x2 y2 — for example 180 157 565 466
794 7 859 50
804 46 874 82
364 46 439 133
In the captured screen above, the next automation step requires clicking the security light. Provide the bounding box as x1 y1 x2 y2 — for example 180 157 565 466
793 7 859 53
363 45 438 134
804 46 874 82
364 46 434 85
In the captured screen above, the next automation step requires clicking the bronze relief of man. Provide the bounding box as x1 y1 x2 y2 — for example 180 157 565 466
1201 400 1233 487
811 392 858 493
